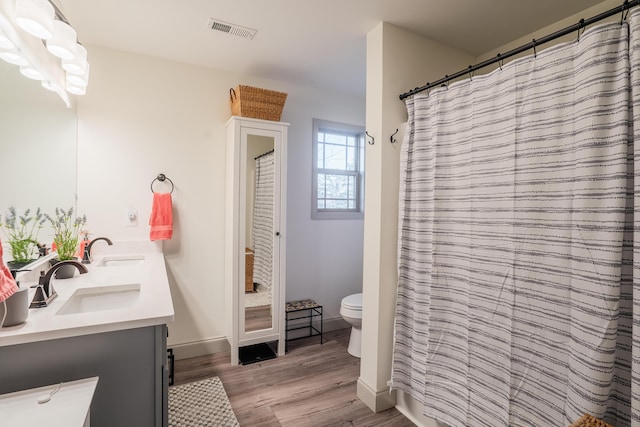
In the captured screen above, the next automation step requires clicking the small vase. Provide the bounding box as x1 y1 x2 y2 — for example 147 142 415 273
7 260 36 270
7 260 37 278
0 287 28 327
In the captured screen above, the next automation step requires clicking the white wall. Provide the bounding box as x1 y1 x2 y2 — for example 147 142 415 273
359 21 475 416
76 45 365 355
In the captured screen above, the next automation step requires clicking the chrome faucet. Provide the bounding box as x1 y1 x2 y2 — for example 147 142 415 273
82 237 113 264
30 260 89 308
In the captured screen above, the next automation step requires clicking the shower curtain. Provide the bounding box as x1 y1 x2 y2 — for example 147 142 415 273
252 151 274 290
392 12 640 427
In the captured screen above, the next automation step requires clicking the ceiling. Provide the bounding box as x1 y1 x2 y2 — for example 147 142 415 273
60 0 607 97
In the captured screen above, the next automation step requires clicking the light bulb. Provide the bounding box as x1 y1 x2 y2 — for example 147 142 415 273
0 48 28 66
20 64 43 80
14 0 55 40
47 20 77 60
66 62 89 87
66 83 86 95
62 43 87 75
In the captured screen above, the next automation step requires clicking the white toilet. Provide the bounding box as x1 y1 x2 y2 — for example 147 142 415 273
340 293 363 358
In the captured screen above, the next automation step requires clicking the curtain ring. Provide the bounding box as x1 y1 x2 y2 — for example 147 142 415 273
621 0 629 25
442 75 449 89
532 39 537 58
467 65 474 82
576 18 585 42
497 53 503 71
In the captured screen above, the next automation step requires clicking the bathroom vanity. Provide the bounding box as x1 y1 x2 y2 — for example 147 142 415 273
0 242 174 427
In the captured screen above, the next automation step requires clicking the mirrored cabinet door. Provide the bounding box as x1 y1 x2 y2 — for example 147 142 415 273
225 116 288 366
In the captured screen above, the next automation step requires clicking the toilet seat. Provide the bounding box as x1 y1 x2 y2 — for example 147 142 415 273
340 293 363 358
341 293 362 309
341 293 362 316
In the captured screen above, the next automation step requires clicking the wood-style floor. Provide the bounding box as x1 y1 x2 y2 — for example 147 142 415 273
173 328 415 426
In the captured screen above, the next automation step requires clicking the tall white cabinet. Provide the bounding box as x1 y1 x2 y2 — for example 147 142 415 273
225 116 288 366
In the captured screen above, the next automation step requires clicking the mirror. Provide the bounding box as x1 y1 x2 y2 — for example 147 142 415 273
244 135 275 333
0 61 77 258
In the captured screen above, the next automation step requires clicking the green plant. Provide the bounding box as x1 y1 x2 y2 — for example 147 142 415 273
45 207 87 261
0 207 45 264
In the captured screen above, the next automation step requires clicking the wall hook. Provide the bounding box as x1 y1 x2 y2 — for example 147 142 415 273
365 131 375 145
390 129 399 144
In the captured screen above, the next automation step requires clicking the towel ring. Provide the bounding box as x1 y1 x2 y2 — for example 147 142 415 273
151 173 174 194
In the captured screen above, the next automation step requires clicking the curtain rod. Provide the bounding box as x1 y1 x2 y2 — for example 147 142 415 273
255 149 274 160
399 0 640 100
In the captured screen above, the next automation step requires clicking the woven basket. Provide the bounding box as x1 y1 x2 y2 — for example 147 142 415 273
230 85 287 121
568 414 614 427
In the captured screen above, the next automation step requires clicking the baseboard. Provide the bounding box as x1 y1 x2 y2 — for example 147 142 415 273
356 377 396 412
323 316 350 331
170 317 349 361
169 336 230 360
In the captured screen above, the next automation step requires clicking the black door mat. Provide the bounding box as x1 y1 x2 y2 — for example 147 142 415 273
239 342 277 365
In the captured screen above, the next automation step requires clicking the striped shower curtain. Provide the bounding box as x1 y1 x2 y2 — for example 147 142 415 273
252 151 274 290
392 12 640 427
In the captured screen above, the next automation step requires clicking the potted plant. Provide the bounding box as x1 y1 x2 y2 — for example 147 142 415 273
0 207 45 269
45 207 87 279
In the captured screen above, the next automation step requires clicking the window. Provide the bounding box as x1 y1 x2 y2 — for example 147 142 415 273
312 119 365 220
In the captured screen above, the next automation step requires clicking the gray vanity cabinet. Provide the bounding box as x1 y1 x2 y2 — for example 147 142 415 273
0 324 168 427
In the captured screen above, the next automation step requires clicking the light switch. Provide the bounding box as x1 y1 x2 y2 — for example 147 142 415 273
126 209 138 227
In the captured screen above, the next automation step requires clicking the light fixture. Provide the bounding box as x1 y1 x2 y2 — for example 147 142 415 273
0 0 89 106
0 28 13 49
66 82 85 95
0 48 28 66
66 62 89 86
14 0 54 40
62 42 86 74
46 18 76 59
41 78 56 91
19 63 42 79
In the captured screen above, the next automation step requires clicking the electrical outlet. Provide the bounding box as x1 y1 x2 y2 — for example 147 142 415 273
126 209 138 227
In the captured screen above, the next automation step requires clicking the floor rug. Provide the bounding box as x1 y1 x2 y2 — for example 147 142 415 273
169 377 240 427
245 283 271 308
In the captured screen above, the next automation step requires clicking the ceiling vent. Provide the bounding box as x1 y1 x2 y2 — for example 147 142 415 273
207 18 257 40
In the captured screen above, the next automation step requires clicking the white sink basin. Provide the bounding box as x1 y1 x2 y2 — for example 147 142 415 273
56 284 141 315
96 256 145 267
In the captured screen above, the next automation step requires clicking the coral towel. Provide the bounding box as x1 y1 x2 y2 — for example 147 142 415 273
149 192 173 241
0 239 18 302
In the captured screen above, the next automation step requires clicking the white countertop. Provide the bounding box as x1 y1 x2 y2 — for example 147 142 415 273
0 377 99 427
0 241 174 347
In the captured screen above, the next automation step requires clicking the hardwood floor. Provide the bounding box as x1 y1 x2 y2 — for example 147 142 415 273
245 305 272 332
173 328 415 426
